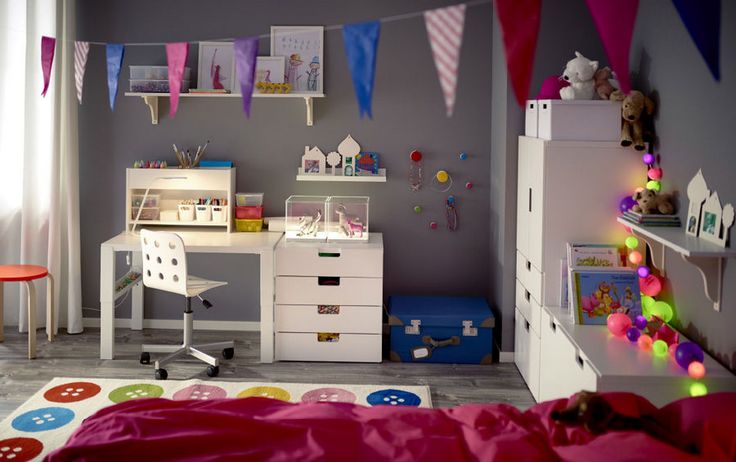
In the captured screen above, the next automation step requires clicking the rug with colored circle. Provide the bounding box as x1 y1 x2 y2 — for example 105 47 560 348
0 377 432 461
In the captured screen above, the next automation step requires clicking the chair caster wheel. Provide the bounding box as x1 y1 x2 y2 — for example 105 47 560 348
207 365 219 377
140 352 151 365
155 368 168 380
222 348 234 360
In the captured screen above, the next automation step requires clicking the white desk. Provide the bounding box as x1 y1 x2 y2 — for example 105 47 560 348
99 229 284 362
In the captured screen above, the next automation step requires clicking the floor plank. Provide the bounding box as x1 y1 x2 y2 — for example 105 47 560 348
0 328 535 419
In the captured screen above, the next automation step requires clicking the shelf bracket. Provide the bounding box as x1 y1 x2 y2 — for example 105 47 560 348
682 255 723 311
631 230 666 276
304 96 313 126
142 95 159 125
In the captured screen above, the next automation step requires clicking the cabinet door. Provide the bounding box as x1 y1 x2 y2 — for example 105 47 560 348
525 138 545 270
516 139 530 258
515 308 540 401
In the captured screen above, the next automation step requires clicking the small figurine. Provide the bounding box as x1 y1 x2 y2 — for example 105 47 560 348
297 209 322 236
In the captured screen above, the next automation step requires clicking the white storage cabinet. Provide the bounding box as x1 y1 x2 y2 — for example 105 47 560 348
274 233 383 362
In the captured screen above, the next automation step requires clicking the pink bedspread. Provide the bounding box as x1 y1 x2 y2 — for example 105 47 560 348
47 392 736 462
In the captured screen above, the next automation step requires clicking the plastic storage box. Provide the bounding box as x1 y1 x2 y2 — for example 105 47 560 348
131 194 160 208
129 66 191 81
130 208 159 221
235 206 263 219
537 100 621 141
325 196 369 242
129 80 191 93
236 193 264 207
525 100 538 137
235 218 263 232
285 195 328 241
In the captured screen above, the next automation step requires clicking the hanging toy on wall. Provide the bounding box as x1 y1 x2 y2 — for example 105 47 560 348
446 195 458 231
431 169 453 192
409 150 423 191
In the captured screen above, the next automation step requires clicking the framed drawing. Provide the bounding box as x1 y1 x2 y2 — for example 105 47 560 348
255 57 285 84
197 42 235 92
302 146 326 174
270 26 324 93
700 192 722 245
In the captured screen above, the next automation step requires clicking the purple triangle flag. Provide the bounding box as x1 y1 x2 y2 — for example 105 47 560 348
343 21 381 118
41 36 56 97
166 42 189 118
672 0 721 80
234 37 259 117
106 44 125 111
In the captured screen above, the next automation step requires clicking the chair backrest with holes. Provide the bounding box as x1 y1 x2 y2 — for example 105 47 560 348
140 229 189 296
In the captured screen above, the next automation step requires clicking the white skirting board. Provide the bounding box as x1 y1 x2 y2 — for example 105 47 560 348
499 351 514 363
82 316 260 331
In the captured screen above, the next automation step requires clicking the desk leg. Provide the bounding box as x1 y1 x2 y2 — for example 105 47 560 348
131 251 144 330
100 246 115 360
259 250 274 363
0 282 4 342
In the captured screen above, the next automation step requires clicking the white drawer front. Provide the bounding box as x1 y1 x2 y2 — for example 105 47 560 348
276 246 383 278
514 308 540 401
128 168 231 191
515 278 542 335
275 304 382 334
539 310 598 402
516 250 543 303
275 276 383 306
276 332 382 362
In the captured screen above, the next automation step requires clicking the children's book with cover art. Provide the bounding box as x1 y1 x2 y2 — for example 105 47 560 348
571 268 641 325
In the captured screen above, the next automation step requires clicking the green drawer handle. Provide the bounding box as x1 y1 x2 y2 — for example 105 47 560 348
318 252 341 257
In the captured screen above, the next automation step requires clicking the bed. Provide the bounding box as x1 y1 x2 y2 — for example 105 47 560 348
46 391 736 461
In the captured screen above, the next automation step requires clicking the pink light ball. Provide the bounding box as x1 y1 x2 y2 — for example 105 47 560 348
688 361 706 379
648 168 663 180
637 266 651 278
669 343 678 358
429 221 438 230
629 250 643 265
607 313 633 337
640 274 663 297
634 315 648 330
642 153 655 165
638 334 653 351
675 342 705 370
626 327 641 343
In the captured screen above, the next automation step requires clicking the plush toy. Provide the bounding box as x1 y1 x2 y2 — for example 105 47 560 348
610 90 655 151
593 67 617 100
632 189 675 215
559 52 599 100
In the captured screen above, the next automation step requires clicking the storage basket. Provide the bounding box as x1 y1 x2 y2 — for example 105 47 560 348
178 204 195 222
195 205 212 222
235 206 263 219
235 218 263 232
212 205 229 223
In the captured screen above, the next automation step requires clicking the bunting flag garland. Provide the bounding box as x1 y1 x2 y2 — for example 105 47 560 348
494 0 541 107
584 0 638 94
74 41 90 104
424 4 467 117
105 44 125 111
166 42 189 118
233 37 259 117
41 36 56 97
343 21 381 119
672 0 721 80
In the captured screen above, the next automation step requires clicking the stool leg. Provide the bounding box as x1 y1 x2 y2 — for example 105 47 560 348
24 281 37 359
46 273 55 342
0 282 4 343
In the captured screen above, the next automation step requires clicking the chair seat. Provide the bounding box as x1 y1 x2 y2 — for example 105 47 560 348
0 265 49 282
186 275 227 297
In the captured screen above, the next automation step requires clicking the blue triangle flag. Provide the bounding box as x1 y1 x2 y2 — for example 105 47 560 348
672 0 721 80
106 44 125 110
343 21 380 118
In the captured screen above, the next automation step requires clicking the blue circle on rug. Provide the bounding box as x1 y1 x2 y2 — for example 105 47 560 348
11 407 75 432
366 389 421 407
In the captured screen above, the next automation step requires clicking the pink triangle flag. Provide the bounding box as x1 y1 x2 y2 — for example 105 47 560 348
74 41 90 104
166 42 189 118
41 36 56 97
424 4 467 117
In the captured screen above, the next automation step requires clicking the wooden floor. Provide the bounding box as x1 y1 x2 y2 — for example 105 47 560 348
0 328 535 420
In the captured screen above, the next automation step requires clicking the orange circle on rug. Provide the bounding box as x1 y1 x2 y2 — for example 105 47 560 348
237 386 291 401
0 437 43 462
44 382 101 403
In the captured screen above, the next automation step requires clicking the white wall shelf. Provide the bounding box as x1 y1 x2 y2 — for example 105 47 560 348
296 168 387 182
617 217 736 311
125 92 325 126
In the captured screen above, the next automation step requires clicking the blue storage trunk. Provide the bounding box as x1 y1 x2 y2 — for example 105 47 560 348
388 296 494 364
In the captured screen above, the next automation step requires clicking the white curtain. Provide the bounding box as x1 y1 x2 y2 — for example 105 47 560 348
0 0 83 335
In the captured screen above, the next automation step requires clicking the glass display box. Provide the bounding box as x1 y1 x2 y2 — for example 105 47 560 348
326 196 369 242
285 195 329 241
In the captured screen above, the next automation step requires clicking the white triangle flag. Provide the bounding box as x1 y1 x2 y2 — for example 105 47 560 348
74 41 90 104
424 4 466 117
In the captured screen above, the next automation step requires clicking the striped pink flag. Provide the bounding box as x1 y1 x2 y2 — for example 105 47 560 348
74 41 90 103
424 4 466 117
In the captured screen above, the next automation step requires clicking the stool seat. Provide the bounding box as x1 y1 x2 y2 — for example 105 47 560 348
0 265 49 282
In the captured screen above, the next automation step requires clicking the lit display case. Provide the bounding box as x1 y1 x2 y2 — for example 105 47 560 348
326 196 369 242
285 195 328 241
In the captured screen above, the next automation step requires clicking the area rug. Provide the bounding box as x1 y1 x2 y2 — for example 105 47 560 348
0 377 432 461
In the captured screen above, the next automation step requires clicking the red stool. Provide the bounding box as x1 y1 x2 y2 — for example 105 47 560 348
0 265 54 359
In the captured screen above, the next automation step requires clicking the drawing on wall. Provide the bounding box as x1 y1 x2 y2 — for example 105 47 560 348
270 26 324 93
197 42 235 92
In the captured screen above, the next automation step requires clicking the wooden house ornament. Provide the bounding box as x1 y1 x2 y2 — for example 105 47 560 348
302 146 326 174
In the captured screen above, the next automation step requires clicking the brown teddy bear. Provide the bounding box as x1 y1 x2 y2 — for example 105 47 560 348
632 189 674 215
594 67 616 100
610 90 655 151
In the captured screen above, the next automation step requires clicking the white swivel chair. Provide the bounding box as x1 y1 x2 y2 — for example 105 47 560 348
139 229 234 380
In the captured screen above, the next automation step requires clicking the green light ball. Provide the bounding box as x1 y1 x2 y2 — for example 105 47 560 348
641 296 656 311
650 301 674 323
625 236 639 249
689 382 708 397
646 180 662 192
413 206 422 214
652 340 668 356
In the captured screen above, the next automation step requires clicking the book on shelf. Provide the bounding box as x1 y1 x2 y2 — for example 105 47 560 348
570 267 642 325
561 243 623 310
621 211 681 227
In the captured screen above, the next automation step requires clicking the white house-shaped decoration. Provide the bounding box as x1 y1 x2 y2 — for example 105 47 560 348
302 146 326 175
326 151 342 175
686 169 709 237
700 192 723 246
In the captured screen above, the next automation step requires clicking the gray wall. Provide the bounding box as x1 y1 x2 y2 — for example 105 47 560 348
630 2 736 371
77 1 494 323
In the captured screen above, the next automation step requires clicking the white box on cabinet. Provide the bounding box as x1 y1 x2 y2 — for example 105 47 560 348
525 100 538 137
537 100 620 141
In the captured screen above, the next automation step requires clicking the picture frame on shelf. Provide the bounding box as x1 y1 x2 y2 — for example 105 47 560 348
355 152 379 176
270 26 324 93
699 192 722 244
302 146 326 174
197 42 235 92
686 169 709 237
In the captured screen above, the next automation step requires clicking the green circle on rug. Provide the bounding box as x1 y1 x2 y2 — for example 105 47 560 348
108 384 164 403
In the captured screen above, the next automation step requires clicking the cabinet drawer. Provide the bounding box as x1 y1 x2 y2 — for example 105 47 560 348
539 310 598 402
127 168 232 191
515 279 542 336
275 304 382 334
276 245 383 277
516 251 543 303
515 308 540 401
275 276 383 306
275 332 382 362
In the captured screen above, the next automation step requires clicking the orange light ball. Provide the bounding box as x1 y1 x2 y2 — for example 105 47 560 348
638 334 653 351
629 250 643 265
688 361 706 379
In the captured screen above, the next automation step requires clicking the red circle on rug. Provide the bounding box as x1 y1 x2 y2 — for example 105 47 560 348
0 437 43 462
44 381 101 403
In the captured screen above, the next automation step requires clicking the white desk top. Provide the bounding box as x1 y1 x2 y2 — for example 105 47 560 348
277 232 383 250
102 229 284 253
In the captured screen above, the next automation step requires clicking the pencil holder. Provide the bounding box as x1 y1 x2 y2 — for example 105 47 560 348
195 205 212 222
178 204 195 222
212 205 229 223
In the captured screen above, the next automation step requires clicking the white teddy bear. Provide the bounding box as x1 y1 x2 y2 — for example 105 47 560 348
559 51 599 100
